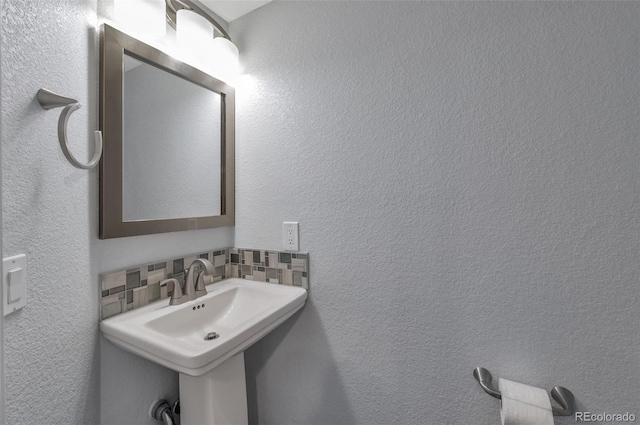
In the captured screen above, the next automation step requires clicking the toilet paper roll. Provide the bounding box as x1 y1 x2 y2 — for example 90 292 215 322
499 378 554 425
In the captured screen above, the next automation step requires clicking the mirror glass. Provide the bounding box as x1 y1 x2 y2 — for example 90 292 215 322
122 54 221 221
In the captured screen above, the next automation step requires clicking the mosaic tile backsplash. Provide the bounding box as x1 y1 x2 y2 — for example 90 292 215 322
228 248 308 288
100 248 308 320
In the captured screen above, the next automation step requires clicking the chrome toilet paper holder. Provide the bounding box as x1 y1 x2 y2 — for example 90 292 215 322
473 367 575 417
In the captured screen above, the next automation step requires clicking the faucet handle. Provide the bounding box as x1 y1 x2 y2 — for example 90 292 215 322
194 271 207 298
161 278 186 305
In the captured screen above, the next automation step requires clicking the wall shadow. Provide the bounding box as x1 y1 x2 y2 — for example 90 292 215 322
245 300 355 425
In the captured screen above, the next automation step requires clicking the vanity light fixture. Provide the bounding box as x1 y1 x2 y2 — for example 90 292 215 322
113 0 239 81
167 0 240 81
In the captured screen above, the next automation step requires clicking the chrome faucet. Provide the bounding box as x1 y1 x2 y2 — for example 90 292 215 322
163 258 216 306
184 258 216 300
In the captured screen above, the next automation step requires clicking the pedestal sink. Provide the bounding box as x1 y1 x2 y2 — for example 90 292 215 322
100 278 307 424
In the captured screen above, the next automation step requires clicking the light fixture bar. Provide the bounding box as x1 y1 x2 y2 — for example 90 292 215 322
165 0 231 40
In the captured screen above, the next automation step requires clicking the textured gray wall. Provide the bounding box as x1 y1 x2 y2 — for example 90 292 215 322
231 2 640 424
1 1 233 423
0 0 4 420
2 1 101 422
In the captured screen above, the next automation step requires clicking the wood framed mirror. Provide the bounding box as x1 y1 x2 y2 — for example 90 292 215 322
99 24 234 239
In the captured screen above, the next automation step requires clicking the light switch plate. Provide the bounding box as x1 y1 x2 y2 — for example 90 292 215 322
3 254 26 316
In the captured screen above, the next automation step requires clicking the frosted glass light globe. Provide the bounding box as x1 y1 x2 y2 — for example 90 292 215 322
210 37 240 82
114 0 166 39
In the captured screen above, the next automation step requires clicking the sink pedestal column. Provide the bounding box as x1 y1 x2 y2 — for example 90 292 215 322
179 352 248 425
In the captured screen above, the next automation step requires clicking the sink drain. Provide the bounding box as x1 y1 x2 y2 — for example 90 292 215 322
204 332 220 341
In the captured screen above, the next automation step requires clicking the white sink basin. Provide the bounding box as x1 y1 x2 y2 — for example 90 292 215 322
100 278 307 376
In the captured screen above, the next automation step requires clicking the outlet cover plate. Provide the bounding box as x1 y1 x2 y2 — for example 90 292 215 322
283 222 299 251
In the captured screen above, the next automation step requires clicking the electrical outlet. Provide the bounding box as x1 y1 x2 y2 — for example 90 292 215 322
283 222 299 251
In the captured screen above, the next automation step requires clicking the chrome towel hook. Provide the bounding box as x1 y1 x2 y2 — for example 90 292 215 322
37 88 103 170
473 367 576 417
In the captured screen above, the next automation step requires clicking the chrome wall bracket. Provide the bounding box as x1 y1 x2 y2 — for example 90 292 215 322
37 88 103 170
473 367 575 417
